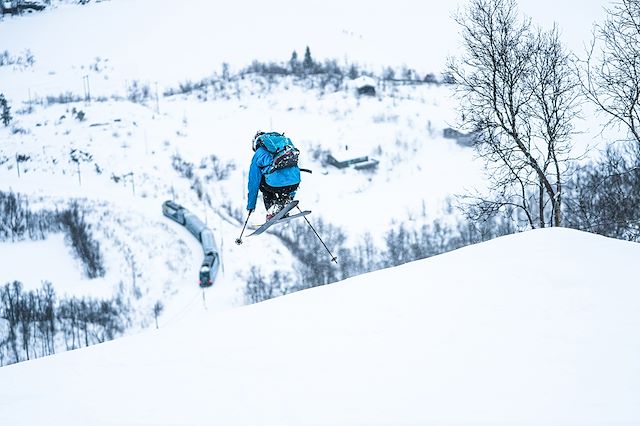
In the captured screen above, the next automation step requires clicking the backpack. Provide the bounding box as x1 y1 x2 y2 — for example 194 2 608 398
256 132 300 172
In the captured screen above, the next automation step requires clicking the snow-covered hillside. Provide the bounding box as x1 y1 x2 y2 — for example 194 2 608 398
2 1 638 424
0 228 638 426
0 71 482 326
1 0 491 339
0 0 618 369
0 0 607 104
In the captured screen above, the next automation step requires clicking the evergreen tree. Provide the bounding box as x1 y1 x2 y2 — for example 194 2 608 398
303 46 314 73
0 94 11 127
221 62 230 81
289 50 300 75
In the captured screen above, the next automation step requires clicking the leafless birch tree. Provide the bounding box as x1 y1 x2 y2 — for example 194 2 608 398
566 0 640 240
448 0 578 228
579 0 640 149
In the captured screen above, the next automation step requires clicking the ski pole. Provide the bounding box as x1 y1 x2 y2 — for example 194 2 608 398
235 210 252 245
297 206 338 263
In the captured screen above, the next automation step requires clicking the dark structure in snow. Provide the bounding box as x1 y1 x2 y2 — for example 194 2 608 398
162 200 220 287
1 1 46 14
327 153 379 171
350 76 377 97
442 127 479 147
356 85 376 96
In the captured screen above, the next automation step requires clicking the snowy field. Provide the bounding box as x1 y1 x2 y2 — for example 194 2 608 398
0 228 639 426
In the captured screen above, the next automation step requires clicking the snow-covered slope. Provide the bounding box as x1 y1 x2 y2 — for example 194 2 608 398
0 0 488 331
0 228 638 426
0 0 620 370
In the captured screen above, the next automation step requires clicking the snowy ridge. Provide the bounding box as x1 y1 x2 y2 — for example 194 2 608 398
0 227 639 426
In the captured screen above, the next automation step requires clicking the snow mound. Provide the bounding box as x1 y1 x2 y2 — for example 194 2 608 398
1 227 638 426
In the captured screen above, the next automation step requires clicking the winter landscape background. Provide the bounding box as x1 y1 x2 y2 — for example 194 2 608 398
1 0 639 425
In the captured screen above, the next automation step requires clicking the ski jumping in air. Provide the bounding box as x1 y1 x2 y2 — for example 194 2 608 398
235 131 337 263
247 131 304 221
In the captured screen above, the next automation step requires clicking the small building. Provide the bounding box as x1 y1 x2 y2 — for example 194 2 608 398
357 85 376 96
349 76 377 97
443 127 479 147
2 1 46 14
326 153 379 171
1 1 13 14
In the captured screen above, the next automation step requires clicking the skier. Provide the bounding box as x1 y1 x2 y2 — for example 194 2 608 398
246 131 301 222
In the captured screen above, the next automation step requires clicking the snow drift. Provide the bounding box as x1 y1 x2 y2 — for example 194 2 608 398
0 227 638 426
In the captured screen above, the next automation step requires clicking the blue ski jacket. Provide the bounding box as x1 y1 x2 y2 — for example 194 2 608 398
246 146 301 210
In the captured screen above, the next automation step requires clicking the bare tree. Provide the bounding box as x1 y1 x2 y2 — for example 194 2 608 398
565 145 640 241
0 282 22 363
18 292 35 360
35 282 56 356
579 0 640 149
59 203 105 279
568 0 640 241
448 0 578 228
0 93 11 127
527 25 581 226
2 191 28 241
244 267 288 304
153 301 164 329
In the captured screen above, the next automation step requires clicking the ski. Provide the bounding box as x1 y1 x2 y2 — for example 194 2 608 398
247 200 299 237
245 209 311 230
271 209 311 225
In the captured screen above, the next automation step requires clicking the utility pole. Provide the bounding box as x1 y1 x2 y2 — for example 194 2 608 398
83 75 91 103
123 172 135 196
155 82 160 114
